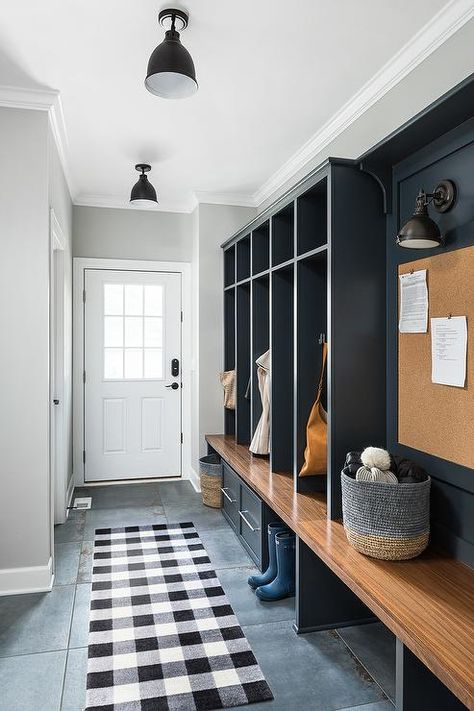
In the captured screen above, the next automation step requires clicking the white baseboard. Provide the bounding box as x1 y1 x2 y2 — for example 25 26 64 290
188 467 201 493
0 557 53 596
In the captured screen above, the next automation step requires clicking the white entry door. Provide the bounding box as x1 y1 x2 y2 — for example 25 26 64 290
84 269 182 481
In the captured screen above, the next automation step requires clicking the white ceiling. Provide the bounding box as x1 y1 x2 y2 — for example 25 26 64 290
0 0 466 211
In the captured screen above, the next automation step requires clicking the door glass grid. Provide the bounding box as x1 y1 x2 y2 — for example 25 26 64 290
104 284 163 379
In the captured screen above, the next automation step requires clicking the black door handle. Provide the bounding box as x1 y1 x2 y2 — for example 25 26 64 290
165 382 179 390
53 399 60 405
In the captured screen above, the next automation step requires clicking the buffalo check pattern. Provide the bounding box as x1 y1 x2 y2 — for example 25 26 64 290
86 522 273 711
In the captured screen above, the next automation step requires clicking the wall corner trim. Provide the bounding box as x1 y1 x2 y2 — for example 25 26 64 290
0 557 53 597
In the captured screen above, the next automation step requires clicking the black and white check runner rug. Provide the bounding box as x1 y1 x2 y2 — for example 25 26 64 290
86 522 273 711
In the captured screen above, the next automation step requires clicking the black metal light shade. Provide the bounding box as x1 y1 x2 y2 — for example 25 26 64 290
397 180 456 249
130 164 158 207
145 9 198 99
397 192 443 249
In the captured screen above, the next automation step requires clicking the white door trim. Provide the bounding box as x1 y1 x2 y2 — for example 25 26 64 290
50 209 67 537
73 258 192 487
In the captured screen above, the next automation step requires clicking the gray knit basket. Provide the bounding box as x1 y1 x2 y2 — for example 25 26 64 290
341 471 431 560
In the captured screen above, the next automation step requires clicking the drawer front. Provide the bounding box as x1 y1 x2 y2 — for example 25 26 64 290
221 463 239 530
239 483 262 560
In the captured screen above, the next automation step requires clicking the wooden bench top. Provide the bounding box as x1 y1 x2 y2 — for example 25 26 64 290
206 434 474 709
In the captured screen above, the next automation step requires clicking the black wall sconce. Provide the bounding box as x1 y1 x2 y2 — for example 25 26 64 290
397 179 456 249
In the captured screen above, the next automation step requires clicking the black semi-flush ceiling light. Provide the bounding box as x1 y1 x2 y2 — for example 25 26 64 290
397 179 456 249
130 164 158 207
145 8 198 99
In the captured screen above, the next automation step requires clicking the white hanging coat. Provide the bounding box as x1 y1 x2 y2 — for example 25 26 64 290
249 349 271 455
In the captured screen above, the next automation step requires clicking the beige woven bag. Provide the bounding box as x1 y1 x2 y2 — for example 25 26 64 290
219 370 236 410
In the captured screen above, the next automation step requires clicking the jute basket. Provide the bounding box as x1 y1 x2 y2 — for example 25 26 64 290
199 454 223 509
341 471 430 560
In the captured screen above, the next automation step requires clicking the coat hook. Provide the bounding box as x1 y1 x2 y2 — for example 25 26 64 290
448 313 452 319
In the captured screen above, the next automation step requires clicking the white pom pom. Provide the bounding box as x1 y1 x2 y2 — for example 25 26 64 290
361 446 391 471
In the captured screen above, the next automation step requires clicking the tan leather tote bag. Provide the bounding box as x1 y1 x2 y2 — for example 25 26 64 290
219 370 236 410
299 342 327 476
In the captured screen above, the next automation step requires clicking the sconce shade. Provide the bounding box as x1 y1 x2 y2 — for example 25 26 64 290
397 191 443 249
397 181 455 249
130 164 158 207
397 214 443 249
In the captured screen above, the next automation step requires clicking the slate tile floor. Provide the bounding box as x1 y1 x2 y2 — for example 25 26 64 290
0 481 395 711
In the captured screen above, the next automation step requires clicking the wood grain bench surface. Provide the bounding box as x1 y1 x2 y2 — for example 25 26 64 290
206 434 474 709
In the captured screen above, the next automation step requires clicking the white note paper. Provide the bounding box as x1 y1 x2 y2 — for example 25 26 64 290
399 269 428 333
431 316 467 388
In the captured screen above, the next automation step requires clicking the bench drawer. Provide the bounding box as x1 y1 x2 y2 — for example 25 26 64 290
239 483 262 561
221 462 239 531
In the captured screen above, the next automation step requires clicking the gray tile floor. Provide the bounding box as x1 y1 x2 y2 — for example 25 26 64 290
0 481 395 711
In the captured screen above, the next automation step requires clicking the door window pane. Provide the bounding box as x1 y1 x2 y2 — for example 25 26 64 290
104 349 123 379
144 349 163 379
104 284 123 315
104 316 123 347
144 285 163 316
125 317 143 347
125 285 143 315
144 317 163 347
103 283 166 380
124 349 143 379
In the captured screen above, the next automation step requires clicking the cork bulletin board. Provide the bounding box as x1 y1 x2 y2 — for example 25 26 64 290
398 246 474 468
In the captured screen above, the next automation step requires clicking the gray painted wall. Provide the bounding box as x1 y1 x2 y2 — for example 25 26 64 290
0 108 51 579
192 203 256 471
73 205 192 262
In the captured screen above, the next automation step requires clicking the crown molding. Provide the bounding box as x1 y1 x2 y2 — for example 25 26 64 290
74 193 196 214
194 191 257 208
0 84 74 197
0 84 58 110
252 0 474 207
74 190 258 214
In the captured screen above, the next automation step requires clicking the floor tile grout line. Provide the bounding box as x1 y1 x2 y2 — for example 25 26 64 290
335 702 395 711
333 628 393 705
0 647 71 660
335 704 395 711
239 618 297 629
58 516 86 711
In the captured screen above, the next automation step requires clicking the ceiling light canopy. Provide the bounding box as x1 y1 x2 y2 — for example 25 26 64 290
130 164 158 207
145 8 198 99
397 180 456 249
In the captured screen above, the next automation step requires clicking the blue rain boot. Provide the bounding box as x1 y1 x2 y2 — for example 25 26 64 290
248 523 288 590
255 531 296 601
